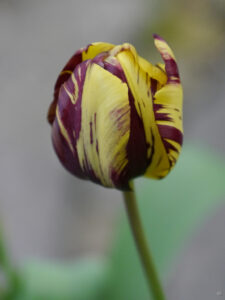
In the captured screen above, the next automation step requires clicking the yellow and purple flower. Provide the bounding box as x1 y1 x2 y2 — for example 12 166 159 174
48 35 183 190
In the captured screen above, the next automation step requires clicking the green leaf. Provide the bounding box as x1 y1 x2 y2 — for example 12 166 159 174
107 144 225 300
15 258 109 300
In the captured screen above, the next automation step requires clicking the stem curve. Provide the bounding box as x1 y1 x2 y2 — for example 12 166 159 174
123 182 165 300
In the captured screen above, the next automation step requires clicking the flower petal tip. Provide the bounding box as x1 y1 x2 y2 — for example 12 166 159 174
153 34 164 41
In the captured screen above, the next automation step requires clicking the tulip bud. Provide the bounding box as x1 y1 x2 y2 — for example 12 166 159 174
48 35 183 190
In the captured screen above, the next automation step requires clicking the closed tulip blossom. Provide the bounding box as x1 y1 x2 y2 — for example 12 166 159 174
48 35 183 300
48 35 183 191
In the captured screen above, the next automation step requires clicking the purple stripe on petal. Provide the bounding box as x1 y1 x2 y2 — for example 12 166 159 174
55 59 109 187
94 113 97 131
52 121 85 179
153 33 164 41
109 107 130 132
164 58 180 84
151 78 157 97
48 51 83 124
58 60 90 146
92 52 108 66
157 124 183 147
54 51 82 94
155 113 172 122
52 60 90 180
103 59 126 80
110 167 129 190
90 121 93 144
125 91 150 183
154 104 173 122
48 43 93 125
87 56 149 189
153 34 181 84
101 58 150 189
96 140 99 154
163 139 178 154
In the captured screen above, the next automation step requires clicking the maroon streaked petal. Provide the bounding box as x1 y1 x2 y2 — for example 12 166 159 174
57 61 89 144
101 57 149 189
48 44 115 125
165 58 180 84
51 60 91 178
153 33 164 41
153 34 180 84
52 121 85 178
153 104 173 122
150 78 158 97
152 35 183 173
157 124 183 151
48 50 83 124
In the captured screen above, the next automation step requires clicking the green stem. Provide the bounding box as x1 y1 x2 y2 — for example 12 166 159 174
123 182 165 300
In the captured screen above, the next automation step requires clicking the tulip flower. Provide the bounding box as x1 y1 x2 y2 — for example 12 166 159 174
48 35 183 190
47 35 183 300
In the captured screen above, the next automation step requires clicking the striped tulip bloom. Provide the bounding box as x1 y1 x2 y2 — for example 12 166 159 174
48 35 183 190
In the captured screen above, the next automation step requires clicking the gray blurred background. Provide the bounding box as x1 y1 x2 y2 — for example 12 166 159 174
0 0 225 299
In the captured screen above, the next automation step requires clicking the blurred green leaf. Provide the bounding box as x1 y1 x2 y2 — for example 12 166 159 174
15 258 109 300
106 144 225 300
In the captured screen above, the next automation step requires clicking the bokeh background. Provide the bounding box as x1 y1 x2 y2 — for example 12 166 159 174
0 0 225 299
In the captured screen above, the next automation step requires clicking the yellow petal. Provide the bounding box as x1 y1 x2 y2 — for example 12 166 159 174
81 42 115 61
76 62 130 187
152 35 183 171
138 56 167 85
153 34 176 60
152 82 183 170
115 44 170 178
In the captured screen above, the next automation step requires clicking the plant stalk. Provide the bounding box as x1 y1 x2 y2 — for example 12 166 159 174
123 182 165 300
